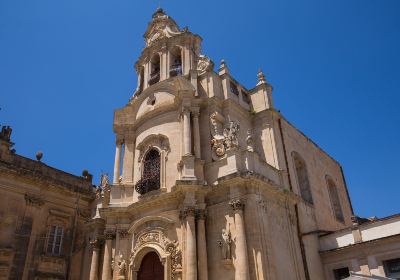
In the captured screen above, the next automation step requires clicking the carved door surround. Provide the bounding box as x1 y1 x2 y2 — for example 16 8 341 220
128 216 182 280
136 134 170 191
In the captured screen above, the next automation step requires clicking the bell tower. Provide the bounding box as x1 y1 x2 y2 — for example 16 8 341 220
134 8 202 93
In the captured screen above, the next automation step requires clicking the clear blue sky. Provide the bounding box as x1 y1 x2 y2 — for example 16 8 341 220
1 0 399 218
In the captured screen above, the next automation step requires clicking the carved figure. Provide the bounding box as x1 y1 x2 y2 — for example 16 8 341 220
210 113 241 159
117 255 126 279
197 55 214 74
223 121 240 149
219 228 232 260
100 173 109 188
246 129 254 152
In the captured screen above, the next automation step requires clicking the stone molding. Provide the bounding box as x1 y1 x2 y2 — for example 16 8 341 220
130 229 182 278
24 193 44 208
137 134 170 163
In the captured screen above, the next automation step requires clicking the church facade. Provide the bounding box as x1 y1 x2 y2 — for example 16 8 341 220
1 8 400 280
87 8 364 280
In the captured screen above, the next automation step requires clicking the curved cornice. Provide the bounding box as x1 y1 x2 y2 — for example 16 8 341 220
128 215 174 233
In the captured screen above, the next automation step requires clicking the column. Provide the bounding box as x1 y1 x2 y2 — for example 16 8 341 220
183 108 192 156
113 137 123 184
161 46 168 80
101 231 115 280
197 210 208 280
192 108 201 159
184 207 197 280
229 199 249 280
122 134 135 184
89 239 103 280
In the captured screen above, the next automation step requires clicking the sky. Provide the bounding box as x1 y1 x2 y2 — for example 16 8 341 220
0 0 399 218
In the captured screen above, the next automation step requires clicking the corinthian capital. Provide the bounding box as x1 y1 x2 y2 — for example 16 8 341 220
180 206 196 219
229 199 244 211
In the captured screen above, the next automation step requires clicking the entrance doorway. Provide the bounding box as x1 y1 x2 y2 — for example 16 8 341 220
137 251 164 280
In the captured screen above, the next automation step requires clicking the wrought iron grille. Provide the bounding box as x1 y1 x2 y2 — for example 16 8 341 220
135 149 160 195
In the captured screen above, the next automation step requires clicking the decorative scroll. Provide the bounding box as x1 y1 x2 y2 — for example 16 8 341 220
131 230 182 278
197 55 214 74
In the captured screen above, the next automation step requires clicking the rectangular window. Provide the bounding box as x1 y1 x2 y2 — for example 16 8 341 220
383 258 400 279
230 81 239 95
333 267 350 280
46 225 64 256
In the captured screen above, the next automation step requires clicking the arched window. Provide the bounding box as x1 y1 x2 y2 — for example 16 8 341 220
292 152 314 205
327 177 344 222
135 149 160 195
169 46 182 77
149 54 160 85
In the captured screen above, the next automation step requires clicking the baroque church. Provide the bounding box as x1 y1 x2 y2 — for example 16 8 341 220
0 7 399 280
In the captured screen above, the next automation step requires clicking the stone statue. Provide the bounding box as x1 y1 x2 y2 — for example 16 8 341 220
117 255 126 280
100 173 109 188
246 129 254 152
223 121 240 149
219 228 232 260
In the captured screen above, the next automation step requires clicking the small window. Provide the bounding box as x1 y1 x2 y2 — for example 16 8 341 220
241 90 250 104
230 81 239 95
46 225 64 256
333 267 350 280
383 258 400 279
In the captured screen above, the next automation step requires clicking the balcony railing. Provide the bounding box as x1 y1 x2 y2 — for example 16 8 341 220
169 64 182 77
134 176 160 195
148 71 160 85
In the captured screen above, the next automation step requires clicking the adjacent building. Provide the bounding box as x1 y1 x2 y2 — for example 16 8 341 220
0 127 96 279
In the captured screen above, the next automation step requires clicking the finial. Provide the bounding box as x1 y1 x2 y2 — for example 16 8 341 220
152 6 166 18
36 151 43 161
257 69 267 86
220 59 226 69
218 59 229 75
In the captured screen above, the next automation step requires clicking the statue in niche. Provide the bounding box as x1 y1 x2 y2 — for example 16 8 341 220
117 255 126 280
246 129 254 152
218 228 232 260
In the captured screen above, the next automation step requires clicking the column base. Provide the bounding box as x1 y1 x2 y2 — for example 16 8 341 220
181 155 197 180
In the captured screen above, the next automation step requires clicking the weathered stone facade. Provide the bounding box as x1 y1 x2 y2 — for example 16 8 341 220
0 127 96 279
1 7 399 280
88 8 367 280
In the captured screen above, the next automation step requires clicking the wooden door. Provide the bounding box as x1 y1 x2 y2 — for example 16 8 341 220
137 252 164 280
